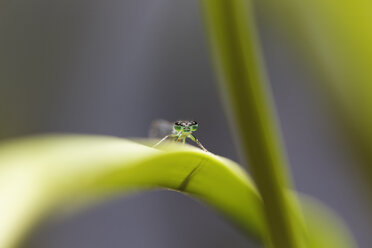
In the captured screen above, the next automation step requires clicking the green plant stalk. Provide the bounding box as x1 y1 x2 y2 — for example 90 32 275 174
201 1 302 247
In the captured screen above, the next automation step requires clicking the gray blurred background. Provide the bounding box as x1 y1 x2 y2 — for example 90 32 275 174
1 0 370 247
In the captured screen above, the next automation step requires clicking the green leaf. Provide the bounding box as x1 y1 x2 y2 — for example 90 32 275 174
0 135 264 248
0 135 356 248
299 194 357 248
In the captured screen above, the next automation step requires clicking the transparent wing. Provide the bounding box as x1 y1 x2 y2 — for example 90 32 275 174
148 119 174 138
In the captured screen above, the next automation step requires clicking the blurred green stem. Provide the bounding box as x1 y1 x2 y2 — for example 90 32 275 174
201 1 302 247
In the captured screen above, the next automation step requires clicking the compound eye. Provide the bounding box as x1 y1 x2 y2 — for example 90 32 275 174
174 123 183 132
190 123 198 131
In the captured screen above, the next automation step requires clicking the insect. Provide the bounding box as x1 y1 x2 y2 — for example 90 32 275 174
151 120 208 152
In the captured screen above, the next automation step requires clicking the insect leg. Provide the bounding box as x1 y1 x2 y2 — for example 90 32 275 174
188 134 208 152
153 134 178 147
176 132 184 142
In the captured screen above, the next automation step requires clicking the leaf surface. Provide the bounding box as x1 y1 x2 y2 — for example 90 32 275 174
0 135 263 247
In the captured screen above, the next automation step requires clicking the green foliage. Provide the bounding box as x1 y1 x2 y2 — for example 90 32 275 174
0 135 355 247
257 0 372 191
200 0 359 247
201 0 302 247
0 135 263 247
0 1 362 247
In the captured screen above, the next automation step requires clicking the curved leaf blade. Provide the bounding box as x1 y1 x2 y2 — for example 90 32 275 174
0 135 356 248
0 135 264 247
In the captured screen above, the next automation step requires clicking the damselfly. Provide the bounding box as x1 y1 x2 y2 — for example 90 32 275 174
150 119 208 152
